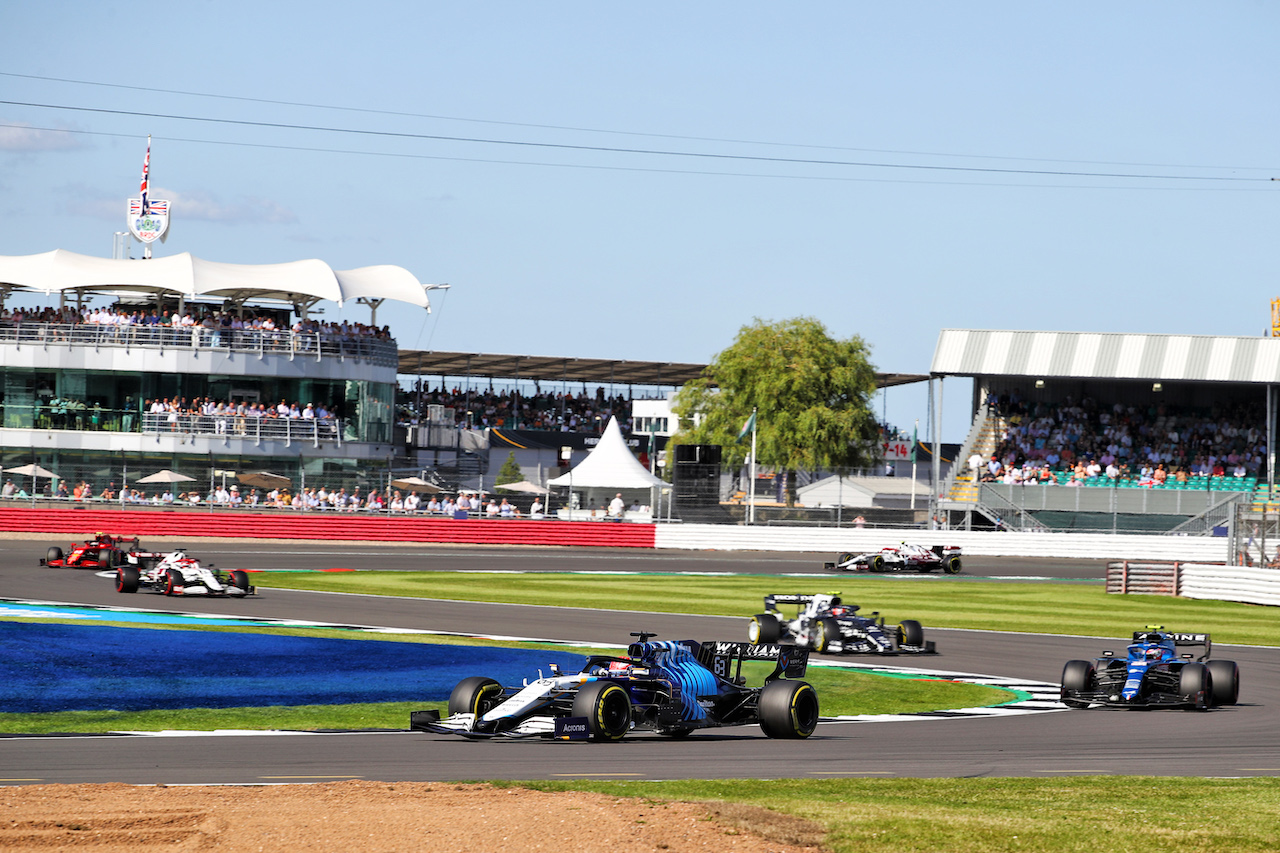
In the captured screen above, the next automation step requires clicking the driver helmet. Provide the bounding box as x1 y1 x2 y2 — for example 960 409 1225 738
1145 647 1163 661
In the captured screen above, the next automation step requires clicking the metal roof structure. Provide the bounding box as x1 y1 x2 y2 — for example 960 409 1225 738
931 329 1280 385
397 349 928 389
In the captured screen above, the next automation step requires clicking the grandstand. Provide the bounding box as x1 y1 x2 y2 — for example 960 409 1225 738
930 329 1280 535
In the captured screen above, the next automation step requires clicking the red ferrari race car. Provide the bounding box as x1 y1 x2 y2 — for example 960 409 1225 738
40 533 164 570
824 543 962 574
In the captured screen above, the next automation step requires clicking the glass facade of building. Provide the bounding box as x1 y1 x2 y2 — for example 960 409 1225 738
0 366 393 443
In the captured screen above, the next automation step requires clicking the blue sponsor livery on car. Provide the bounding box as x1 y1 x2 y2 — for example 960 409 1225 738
1060 625 1240 711
411 631 820 742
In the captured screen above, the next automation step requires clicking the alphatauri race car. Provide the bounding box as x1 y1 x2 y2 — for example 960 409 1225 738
411 632 819 741
1060 626 1240 710
825 543 962 574
41 533 161 569
747 593 935 655
115 549 255 597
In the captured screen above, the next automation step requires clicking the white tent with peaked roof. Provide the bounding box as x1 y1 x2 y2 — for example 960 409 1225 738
548 417 665 489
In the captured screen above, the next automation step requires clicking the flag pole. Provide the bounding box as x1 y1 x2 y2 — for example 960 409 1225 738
910 419 919 510
139 135 152 259
748 407 758 526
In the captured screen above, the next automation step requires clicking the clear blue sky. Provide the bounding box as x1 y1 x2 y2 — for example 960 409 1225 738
2 3 1277 441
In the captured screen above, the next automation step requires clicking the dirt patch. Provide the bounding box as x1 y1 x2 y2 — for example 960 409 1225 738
0 780 826 852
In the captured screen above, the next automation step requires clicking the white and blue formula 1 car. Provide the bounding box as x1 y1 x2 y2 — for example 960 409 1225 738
748 593 935 655
411 632 819 741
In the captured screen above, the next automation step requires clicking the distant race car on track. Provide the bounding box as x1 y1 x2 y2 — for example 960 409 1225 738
1060 626 1240 710
747 593 935 655
115 549 255 597
411 631 818 742
824 543 962 574
40 533 166 570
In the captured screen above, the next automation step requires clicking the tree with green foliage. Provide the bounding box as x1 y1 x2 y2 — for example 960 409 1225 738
495 451 523 486
670 317 880 502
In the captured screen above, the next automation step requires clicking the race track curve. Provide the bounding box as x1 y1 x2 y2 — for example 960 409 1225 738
1 537 1277 783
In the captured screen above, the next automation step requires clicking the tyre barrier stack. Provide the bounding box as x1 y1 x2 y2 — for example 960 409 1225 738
1107 560 1280 607
0 507 657 549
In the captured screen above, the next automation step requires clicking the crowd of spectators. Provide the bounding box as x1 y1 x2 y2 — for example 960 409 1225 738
406 385 636 433
142 397 341 435
974 391 1265 488
2 477 545 518
0 304 392 343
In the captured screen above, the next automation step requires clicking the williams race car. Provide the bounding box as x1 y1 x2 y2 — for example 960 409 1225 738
40 532 161 569
825 543 962 574
411 632 819 741
747 593 935 655
1060 626 1240 710
115 549 255 597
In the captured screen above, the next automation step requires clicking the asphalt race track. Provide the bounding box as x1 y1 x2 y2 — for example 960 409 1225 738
2 536 1278 783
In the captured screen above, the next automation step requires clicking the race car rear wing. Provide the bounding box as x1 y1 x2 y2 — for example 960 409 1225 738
694 640 809 682
1131 630 1211 658
764 593 848 612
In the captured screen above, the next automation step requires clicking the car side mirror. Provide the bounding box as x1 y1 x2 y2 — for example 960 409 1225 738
1102 650 1114 657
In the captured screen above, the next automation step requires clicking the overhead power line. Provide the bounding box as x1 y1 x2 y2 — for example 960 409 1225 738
0 99 1268 185
2 70 1271 174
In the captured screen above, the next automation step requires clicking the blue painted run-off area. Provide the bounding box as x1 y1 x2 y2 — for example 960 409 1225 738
0 622 587 713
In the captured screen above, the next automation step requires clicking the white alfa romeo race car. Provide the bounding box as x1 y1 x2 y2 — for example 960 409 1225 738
824 543 962 574
114 549 255 597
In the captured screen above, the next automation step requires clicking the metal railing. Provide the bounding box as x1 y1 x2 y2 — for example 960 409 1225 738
140 412 345 445
0 404 345 445
0 321 397 367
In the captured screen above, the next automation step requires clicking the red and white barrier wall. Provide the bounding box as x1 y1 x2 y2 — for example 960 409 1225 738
0 507 656 549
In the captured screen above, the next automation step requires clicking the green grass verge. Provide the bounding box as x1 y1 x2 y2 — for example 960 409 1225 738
253 570 1280 646
0 624 1009 732
503 777 1280 853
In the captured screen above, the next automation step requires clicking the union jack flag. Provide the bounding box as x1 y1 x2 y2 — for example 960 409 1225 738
139 135 151 213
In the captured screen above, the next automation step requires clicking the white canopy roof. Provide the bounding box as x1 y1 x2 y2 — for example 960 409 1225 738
548 416 666 489
0 249 435 309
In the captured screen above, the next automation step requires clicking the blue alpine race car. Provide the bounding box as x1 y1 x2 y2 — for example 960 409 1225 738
1060 626 1240 710
411 632 819 741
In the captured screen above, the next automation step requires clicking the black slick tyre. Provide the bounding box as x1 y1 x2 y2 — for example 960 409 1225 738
748 613 781 644
1206 660 1239 706
448 677 503 718
46 546 63 566
870 555 886 572
572 681 631 742
944 556 962 574
116 566 140 593
164 568 183 596
758 680 819 738
898 619 924 647
813 618 840 653
230 570 251 591
1179 663 1212 709
1060 659 1094 708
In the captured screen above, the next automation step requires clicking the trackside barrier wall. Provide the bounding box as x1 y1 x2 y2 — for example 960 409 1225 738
1180 564 1280 607
0 508 655 549
653 525 1228 563
1105 561 1280 606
